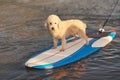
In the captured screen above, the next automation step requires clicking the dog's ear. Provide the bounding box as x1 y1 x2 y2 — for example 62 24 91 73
44 22 48 29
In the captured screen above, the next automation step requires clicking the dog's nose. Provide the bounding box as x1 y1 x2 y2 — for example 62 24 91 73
51 27 54 30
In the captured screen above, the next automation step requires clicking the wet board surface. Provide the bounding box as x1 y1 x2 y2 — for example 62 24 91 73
25 30 116 69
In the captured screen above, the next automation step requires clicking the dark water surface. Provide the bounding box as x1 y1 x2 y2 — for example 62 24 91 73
0 0 120 80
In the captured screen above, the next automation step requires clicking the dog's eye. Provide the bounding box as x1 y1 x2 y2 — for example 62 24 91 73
55 23 57 24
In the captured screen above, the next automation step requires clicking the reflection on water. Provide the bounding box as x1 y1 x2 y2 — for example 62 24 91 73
26 61 86 80
41 70 68 80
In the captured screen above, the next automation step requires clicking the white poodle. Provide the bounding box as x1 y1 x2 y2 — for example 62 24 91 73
44 14 89 51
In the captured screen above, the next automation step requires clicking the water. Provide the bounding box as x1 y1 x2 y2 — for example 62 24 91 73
0 0 120 80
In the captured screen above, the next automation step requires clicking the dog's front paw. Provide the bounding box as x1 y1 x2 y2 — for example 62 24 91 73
60 48 65 52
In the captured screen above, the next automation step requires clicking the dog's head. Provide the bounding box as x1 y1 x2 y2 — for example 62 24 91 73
44 14 61 34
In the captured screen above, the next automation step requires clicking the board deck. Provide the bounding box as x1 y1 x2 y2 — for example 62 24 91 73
25 30 116 69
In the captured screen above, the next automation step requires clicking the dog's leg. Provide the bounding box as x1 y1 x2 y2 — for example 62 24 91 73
78 31 89 45
84 35 89 45
60 37 66 52
53 38 58 49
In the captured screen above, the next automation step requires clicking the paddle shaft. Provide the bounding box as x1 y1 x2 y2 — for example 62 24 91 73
101 0 119 29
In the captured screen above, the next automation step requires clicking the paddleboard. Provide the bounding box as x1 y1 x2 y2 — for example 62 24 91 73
25 30 116 69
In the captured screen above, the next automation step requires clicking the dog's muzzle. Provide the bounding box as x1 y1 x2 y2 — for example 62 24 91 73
51 27 54 31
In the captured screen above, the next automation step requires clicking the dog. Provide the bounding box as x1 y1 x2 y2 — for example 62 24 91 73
44 14 89 51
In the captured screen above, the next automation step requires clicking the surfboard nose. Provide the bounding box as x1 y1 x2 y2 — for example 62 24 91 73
25 60 54 69
25 62 54 69
25 62 33 67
